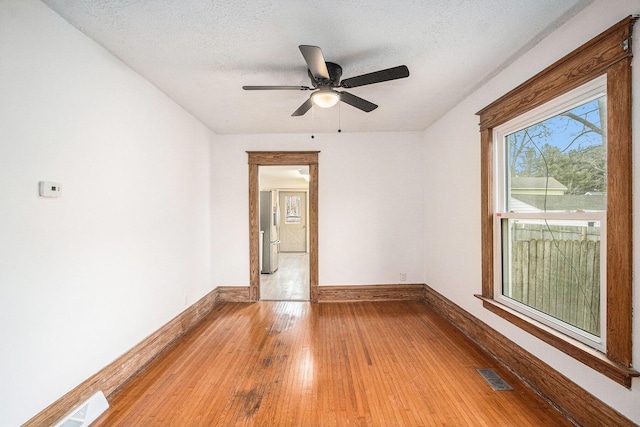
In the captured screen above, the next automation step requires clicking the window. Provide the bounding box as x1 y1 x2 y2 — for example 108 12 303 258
494 77 606 351
476 16 637 387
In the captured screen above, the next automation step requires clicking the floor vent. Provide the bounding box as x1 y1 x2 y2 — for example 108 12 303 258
53 391 109 427
476 368 513 391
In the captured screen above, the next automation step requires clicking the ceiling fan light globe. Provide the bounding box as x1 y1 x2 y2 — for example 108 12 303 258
312 90 340 108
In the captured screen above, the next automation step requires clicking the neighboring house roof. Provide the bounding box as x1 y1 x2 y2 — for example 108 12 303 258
512 194 606 212
511 176 568 192
509 198 542 213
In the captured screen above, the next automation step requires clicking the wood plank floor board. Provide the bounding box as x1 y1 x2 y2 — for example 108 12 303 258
93 301 573 426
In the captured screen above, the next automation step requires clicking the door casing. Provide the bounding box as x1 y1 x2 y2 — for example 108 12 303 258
248 151 319 302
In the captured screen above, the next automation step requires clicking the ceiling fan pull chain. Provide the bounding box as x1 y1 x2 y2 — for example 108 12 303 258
311 106 315 139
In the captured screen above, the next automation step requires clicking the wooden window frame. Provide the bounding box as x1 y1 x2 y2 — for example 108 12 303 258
476 16 638 388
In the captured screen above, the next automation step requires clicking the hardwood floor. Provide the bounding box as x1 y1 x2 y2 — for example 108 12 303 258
260 252 309 301
93 301 573 426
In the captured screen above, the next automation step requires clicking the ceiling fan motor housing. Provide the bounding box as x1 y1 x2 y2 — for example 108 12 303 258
308 62 342 87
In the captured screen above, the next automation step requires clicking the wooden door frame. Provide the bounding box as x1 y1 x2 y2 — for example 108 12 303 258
248 151 319 302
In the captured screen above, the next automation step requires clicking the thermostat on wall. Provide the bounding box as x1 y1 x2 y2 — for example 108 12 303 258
39 181 62 198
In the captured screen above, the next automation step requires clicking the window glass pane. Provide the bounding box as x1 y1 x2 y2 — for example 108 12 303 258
506 96 607 213
502 218 601 337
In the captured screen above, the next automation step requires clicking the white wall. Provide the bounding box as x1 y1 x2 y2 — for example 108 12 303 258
211 132 425 288
423 0 640 423
0 1 213 425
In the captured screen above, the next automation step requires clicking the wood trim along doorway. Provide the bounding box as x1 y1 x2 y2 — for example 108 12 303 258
248 151 319 302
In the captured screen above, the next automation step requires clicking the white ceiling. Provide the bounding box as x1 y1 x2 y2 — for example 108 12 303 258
41 0 592 135
260 165 309 189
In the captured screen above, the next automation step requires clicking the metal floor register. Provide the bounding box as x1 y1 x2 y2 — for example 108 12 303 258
476 368 513 391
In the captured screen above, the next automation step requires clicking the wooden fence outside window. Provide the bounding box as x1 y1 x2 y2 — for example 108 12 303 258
507 237 600 336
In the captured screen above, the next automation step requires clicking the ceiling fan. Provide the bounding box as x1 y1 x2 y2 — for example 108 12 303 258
242 45 409 117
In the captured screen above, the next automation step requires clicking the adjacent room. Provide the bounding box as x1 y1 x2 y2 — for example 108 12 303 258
1 0 639 425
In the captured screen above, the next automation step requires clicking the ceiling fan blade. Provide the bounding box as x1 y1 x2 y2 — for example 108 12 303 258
291 97 314 116
338 91 378 112
243 85 312 90
340 65 409 88
299 45 330 80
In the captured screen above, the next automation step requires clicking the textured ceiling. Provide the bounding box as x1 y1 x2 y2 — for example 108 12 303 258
41 0 592 135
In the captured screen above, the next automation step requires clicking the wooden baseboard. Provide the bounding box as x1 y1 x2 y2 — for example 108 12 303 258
218 286 251 302
423 285 635 427
217 284 424 303
318 284 424 302
24 288 220 427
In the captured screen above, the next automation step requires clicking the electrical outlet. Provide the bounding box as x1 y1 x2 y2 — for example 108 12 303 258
400 273 407 282
39 181 62 198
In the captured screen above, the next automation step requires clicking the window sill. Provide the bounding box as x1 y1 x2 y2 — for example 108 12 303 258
475 295 639 388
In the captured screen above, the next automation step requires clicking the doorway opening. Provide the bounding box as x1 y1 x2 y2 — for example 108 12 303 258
247 152 319 302
259 168 309 300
